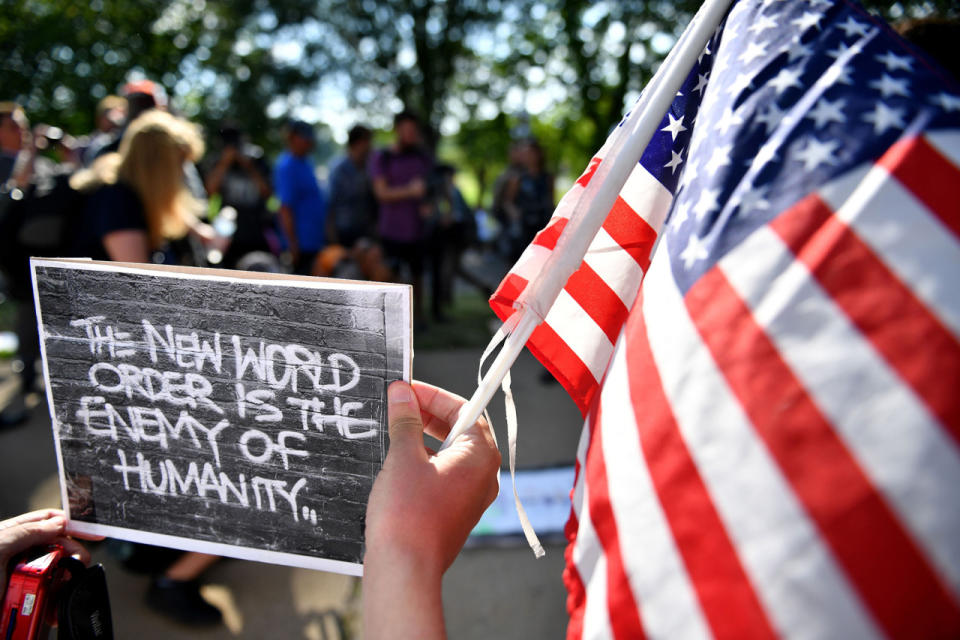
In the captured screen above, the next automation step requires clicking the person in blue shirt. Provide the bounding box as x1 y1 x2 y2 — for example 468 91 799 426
274 120 328 275
328 124 376 248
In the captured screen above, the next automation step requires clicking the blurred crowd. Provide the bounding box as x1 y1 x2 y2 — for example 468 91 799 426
0 78 559 407
0 79 555 627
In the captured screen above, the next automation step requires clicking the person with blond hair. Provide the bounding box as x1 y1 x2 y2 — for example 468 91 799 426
69 109 227 625
70 109 217 264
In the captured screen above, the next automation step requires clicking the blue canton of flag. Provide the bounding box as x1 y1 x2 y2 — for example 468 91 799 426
664 0 959 291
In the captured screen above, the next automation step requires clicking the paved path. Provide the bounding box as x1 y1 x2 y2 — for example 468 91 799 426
1 338 582 638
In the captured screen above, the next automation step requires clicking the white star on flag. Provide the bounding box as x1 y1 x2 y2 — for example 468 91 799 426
697 41 711 65
794 137 840 169
661 113 688 141
863 102 906 134
756 103 786 133
739 41 767 65
806 98 846 128
748 14 777 35
770 67 804 94
736 185 770 213
932 92 960 112
692 72 710 95
785 38 813 61
826 42 853 60
692 187 720 220
716 108 744 135
792 11 823 31
726 72 754 96
836 16 870 38
664 150 684 174
679 233 709 268
876 50 913 72
705 144 733 176
870 74 910 98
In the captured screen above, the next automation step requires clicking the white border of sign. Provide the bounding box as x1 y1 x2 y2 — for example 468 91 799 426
30 257 413 576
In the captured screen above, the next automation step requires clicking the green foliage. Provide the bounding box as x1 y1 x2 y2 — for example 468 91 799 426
315 0 502 138
0 0 319 148
0 0 954 182
444 112 515 207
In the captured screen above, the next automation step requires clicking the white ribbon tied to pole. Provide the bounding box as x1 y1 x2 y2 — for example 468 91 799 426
440 0 735 557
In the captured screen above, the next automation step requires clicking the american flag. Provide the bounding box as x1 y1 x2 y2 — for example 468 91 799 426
490 0 960 637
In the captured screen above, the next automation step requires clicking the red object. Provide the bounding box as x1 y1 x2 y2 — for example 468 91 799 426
121 79 166 107
1 547 65 640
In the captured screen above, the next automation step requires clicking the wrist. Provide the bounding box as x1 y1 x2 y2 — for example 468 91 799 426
363 547 446 639
364 535 445 582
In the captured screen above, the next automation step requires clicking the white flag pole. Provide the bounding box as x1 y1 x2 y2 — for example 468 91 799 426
440 0 733 451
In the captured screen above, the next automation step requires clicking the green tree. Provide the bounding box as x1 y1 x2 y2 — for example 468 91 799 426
0 0 320 147
496 0 955 163
313 0 501 143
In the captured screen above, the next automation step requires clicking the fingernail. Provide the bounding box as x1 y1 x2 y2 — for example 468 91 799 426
388 382 413 404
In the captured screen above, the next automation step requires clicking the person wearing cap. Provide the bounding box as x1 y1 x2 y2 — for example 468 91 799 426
87 79 165 163
274 120 329 274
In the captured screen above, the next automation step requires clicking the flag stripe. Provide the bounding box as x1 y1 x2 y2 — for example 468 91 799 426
490 273 528 322
625 284 778 640
582 227 646 310
771 194 960 447
644 245 885 639
577 157 603 187
489 161 671 414
526 321 600 415
565 263 630 345
574 479 616 640
877 135 960 240
685 266 960 639
601 196 660 271
545 291 614 383
584 401 648 639
818 158 960 340
926 131 960 177
565 439 588 640
618 164 674 241
535 217 569 250
598 334 713 640
505 245 552 285
721 222 960 600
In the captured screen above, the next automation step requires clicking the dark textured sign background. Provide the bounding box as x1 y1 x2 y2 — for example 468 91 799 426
32 260 409 572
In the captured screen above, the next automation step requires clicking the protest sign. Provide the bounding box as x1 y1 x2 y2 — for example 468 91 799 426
31 258 411 576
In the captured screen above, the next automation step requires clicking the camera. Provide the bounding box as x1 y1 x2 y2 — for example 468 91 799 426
1 545 113 640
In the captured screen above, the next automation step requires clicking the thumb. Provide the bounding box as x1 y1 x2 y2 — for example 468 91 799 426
387 381 425 458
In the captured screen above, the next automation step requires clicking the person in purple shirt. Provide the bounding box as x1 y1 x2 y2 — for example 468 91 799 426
371 111 433 322
274 120 328 275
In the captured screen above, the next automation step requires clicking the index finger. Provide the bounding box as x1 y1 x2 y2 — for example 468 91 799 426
0 509 63 531
412 381 492 443
412 381 465 441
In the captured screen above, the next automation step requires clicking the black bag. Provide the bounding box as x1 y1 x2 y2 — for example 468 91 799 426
0 169 85 299
56 560 114 640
